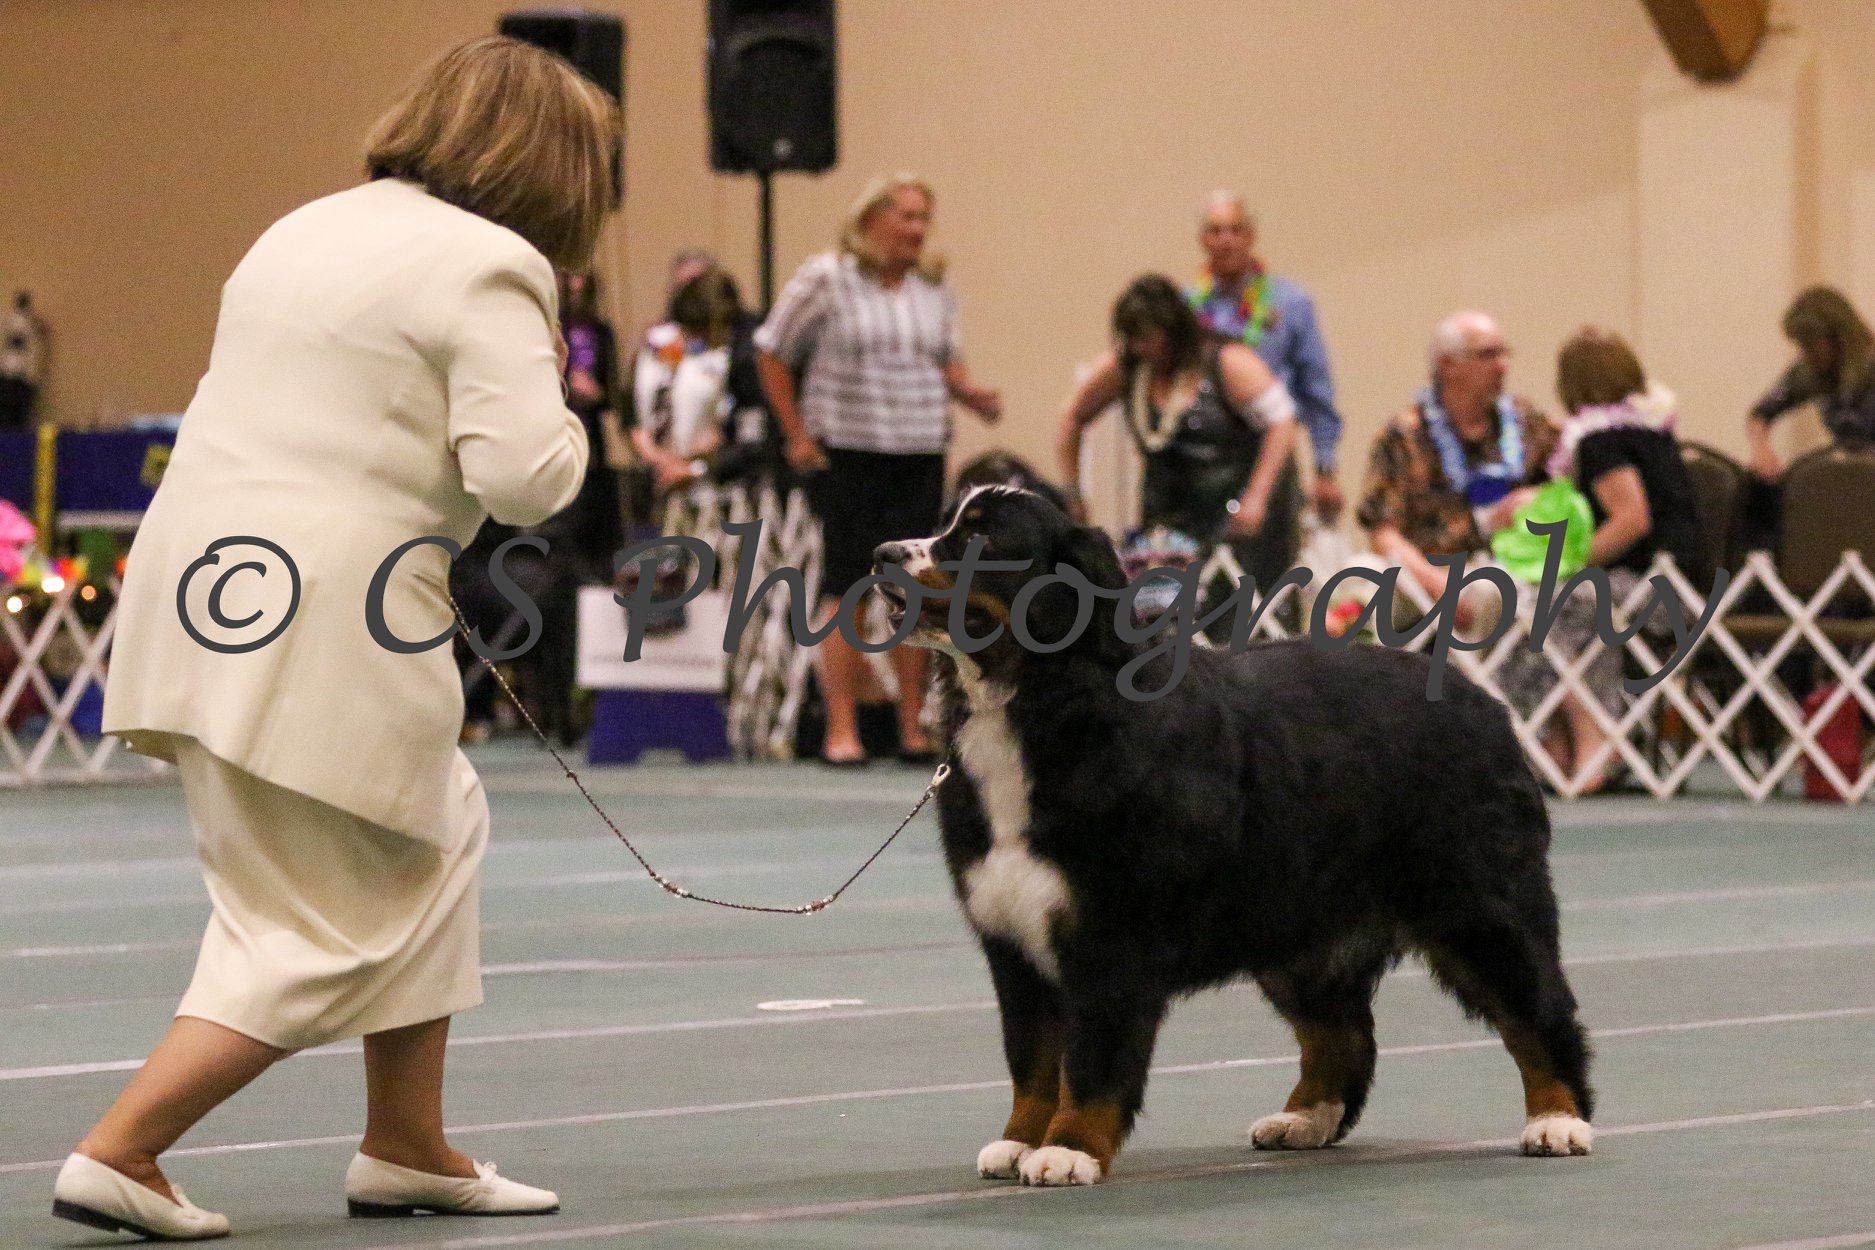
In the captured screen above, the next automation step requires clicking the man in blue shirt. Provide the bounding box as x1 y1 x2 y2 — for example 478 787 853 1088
1188 192 1344 544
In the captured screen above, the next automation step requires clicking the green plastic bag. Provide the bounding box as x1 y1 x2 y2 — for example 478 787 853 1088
1490 478 1594 584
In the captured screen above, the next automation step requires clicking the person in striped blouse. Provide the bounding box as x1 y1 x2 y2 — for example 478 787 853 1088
756 173 1002 767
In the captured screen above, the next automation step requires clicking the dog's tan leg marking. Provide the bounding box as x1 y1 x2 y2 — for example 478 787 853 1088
1500 1021 1594 1156
1421 943 1593 1158
979 1022 1064 1178
1417 944 1597 1161
1020 1075 1122 1186
1004 1085 1059 1146
1250 1022 1355 1149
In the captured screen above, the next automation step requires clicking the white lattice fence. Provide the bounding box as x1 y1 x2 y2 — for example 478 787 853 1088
1 568 164 787
8 524 1869 797
1197 545 1875 801
0 482 827 784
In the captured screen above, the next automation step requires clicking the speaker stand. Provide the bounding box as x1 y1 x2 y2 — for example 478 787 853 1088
758 170 776 312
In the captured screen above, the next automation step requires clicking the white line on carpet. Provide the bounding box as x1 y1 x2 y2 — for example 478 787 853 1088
1562 880 1875 911
1725 1233 1875 1250
1 1006 1867 1170
14 869 1875 948
6 929 1874 1011
331 1099 1875 1250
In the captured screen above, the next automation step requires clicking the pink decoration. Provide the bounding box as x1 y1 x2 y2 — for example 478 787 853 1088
0 500 35 584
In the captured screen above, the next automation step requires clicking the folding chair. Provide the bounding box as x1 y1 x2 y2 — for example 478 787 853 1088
1727 445 1875 646
1680 441 1749 577
1716 446 1875 789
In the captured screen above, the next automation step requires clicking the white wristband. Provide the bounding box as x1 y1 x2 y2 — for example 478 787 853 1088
1251 383 1296 428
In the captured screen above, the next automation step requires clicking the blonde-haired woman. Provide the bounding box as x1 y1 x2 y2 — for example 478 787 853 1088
1747 286 1875 483
756 174 1002 766
55 37 614 1238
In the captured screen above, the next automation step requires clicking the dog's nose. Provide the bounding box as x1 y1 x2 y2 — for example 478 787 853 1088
875 541 910 567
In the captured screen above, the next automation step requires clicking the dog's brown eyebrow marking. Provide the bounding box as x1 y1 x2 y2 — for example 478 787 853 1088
965 589 1012 626
913 569 954 591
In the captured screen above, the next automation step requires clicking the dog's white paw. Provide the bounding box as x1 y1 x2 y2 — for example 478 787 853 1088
1521 1113 1593 1156
976 1139 1033 1179
1018 1145 1103 1186
1249 1101 1344 1150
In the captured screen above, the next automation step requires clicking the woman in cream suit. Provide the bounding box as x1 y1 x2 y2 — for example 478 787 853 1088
52 38 614 1240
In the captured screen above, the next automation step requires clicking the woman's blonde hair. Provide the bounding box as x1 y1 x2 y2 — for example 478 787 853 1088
366 36 617 270
838 173 945 282
1557 326 1648 414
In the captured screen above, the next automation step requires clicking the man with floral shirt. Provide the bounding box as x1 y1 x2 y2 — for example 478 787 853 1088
1357 310 1559 610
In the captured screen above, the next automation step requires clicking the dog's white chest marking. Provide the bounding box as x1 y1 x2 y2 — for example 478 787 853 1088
953 682 1069 980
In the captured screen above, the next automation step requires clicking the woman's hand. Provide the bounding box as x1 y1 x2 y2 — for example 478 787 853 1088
653 457 699 493
962 385 1003 424
758 348 825 472
785 432 829 473
554 327 569 376
1745 414 1784 483
1312 473 1346 524
1749 445 1785 483
945 361 1002 424
1226 493 1268 539
568 368 603 407
1478 485 1539 535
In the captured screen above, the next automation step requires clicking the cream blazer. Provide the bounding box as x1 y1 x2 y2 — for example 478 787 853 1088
103 178 589 848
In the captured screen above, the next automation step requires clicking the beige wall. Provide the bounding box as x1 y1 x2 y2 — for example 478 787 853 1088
2 0 1868 515
0 0 707 431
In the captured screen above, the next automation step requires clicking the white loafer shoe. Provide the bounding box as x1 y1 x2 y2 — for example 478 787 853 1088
344 1152 559 1217
52 1153 230 1241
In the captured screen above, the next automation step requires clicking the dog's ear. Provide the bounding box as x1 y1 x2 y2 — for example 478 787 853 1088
1056 524 1127 592
1047 524 1133 668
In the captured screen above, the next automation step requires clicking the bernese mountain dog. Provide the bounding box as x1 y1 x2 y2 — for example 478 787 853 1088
873 486 1593 1187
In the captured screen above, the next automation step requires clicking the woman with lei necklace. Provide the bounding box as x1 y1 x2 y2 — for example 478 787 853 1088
1056 274 1299 575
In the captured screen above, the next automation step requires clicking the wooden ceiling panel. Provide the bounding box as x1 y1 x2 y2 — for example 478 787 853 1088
1639 0 1771 83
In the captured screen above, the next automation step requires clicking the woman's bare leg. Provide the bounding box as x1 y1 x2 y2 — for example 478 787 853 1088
359 1017 476 1178
890 643 932 753
1563 692 1612 794
76 1016 288 1203
817 597 867 762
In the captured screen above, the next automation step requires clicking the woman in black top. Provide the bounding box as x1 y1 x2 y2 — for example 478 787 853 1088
1554 333 1704 579
1746 286 1875 484
1537 327 1703 791
1056 275 1298 578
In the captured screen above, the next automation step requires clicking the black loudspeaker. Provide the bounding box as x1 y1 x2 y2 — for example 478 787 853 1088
499 9 623 100
709 0 837 174
498 9 625 202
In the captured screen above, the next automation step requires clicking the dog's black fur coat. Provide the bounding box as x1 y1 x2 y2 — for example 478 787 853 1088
882 487 1592 1181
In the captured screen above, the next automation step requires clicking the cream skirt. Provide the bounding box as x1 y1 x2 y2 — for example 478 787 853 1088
170 738 488 1051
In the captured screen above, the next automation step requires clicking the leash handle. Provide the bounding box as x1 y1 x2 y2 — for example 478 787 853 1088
451 600 944 914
